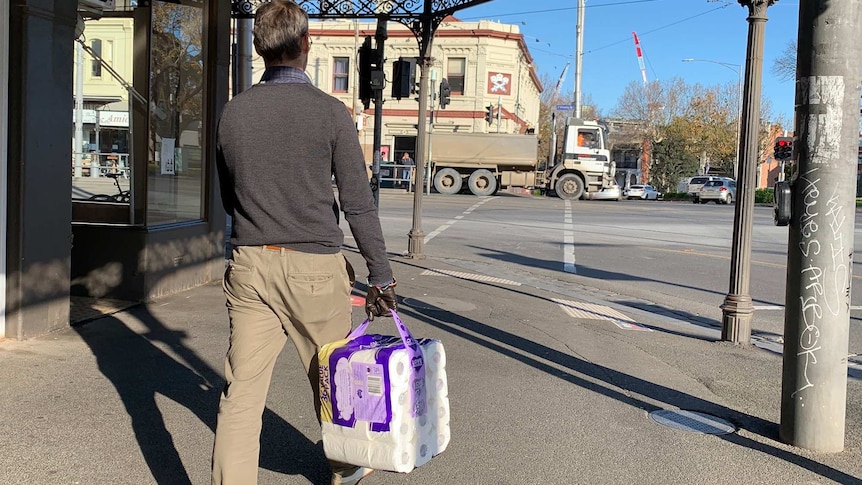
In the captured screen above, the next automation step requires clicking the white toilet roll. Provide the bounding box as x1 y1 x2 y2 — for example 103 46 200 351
422 340 447 369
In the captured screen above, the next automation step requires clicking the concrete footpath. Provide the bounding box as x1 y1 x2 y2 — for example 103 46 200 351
1 249 861 485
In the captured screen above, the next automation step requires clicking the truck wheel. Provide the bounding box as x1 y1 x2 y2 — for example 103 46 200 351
434 168 462 195
468 169 497 196
555 173 585 200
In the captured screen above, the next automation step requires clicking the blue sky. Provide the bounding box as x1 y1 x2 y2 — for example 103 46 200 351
457 0 799 122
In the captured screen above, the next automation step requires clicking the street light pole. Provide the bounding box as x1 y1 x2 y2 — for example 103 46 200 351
721 0 776 345
682 58 742 178
573 0 585 118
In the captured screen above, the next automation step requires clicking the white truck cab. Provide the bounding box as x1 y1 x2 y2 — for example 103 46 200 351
545 118 616 200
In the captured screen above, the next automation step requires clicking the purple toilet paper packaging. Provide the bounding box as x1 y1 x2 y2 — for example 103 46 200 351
318 315 449 473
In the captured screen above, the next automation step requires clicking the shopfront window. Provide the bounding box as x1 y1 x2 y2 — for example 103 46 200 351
72 15 135 222
147 0 205 225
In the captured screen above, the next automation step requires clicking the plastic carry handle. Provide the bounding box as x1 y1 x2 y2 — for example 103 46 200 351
346 318 371 340
347 309 428 417
347 309 417 347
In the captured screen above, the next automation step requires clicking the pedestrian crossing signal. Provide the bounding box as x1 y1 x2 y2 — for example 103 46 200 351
358 36 374 109
439 78 451 109
774 137 793 160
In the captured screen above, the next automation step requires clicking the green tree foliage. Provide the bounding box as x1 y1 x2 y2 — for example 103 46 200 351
612 76 775 181
649 119 699 192
681 85 738 175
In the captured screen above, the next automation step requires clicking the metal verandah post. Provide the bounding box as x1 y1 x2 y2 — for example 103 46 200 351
407 14 433 259
720 0 775 345
779 0 862 452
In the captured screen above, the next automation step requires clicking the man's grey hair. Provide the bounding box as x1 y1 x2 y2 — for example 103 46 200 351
253 0 309 64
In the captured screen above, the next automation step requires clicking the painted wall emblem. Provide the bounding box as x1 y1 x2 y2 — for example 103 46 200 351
487 72 511 95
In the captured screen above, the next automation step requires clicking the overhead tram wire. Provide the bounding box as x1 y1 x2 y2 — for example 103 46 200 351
584 3 732 55
462 2 734 66
460 0 665 20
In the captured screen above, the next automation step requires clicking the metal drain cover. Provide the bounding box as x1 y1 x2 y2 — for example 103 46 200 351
648 410 736 435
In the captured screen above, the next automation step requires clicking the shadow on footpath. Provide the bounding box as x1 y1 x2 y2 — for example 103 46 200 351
614 300 721 339
386 257 719 344
72 302 331 485
469 245 787 309
395 299 859 484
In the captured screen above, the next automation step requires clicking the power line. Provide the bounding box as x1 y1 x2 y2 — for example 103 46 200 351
585 4 731 54
460 0 664 20
463 3 733 65
457 0 734 79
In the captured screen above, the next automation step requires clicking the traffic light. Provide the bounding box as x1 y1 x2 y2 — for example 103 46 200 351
774 136 793 160
358 36 373 109
391 58 415 100
439 78 451 109
484 105 494 125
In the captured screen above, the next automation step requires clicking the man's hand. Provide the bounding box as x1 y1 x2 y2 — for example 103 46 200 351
365 281 397 320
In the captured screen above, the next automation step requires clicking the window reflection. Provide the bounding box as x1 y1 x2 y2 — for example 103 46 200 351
71 16 134 215
147 0 205 225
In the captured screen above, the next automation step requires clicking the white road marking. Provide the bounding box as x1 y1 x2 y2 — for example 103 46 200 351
420 269 522 286
563 200 576 273
424 197 494 244
553 298 652 331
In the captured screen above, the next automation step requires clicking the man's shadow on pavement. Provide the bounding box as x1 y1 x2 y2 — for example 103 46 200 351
72 301 331 485
396 302 860 484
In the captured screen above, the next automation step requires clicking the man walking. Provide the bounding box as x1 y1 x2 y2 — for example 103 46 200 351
212 1 396 484
399 152 414 185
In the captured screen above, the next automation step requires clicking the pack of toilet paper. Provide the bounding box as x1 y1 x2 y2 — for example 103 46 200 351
318 313 450 473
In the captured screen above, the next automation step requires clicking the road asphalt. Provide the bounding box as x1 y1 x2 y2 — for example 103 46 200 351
1 238 861 484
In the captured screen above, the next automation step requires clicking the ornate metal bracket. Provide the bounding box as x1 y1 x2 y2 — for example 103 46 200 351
233 0 490 19
738 0 777 19
231 0 491 55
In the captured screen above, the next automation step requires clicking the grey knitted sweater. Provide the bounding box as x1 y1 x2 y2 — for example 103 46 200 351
216 82 393 286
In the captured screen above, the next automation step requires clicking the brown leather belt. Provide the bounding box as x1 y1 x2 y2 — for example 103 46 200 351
263 245 293 252
261 245 355 287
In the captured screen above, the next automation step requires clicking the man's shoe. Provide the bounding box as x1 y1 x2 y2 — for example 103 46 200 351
331 466 375 485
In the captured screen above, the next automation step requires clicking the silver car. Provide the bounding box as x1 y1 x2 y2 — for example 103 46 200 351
699 179 736 204
588 184 622 201
687 175 729 203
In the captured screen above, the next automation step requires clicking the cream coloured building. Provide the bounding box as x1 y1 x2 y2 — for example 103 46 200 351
74 17 134 170
248 17 544 163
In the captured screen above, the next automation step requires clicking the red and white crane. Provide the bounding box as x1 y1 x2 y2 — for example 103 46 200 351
632 31 647 86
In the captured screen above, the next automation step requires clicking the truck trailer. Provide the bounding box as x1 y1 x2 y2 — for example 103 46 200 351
429 132 540 196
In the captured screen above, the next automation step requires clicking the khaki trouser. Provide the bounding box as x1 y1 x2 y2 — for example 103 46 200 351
212 246 353 485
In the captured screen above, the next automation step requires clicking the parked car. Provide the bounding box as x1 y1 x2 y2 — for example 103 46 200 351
699 179 737 204
587 183 622 201
687 175 731 203
624 184 661 200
